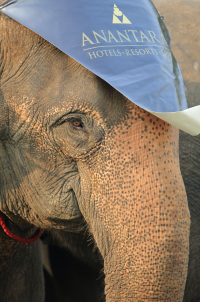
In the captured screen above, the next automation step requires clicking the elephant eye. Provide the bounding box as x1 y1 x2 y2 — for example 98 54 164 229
51 114 85 130
69 118 84 130
73 121 81 127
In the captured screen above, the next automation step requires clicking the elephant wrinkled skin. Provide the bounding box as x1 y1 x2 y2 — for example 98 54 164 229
0 3 190 302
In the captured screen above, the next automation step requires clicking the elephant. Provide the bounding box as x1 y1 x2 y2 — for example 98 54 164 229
42 2 200 301
40 1 200 301
0 1 193 302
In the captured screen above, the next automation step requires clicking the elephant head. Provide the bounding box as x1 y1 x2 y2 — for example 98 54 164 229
0 6 190 302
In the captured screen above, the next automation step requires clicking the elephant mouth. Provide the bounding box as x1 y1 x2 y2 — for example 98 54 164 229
42 182 83 229
47 216 85 232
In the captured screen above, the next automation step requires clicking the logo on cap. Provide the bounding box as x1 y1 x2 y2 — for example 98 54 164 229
112 4 132 24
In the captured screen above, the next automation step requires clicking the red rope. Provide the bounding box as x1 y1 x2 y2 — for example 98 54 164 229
0 214 44 244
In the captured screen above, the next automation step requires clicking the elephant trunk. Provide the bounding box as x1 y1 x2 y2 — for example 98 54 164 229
101 161 189 301
103 176 189 301
79 108 190 301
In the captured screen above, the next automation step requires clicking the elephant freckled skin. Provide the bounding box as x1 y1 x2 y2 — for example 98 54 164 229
152 1 200 301
77 105 189 301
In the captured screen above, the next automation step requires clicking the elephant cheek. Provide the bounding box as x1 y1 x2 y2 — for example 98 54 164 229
78 111 190 302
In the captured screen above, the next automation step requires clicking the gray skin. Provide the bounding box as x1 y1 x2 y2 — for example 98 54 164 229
153 1 200 301
0 3 191 302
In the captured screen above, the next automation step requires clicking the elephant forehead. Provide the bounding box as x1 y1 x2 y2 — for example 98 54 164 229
2 42 129 127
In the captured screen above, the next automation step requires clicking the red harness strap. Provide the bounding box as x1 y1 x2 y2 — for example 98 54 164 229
0 214 44 244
